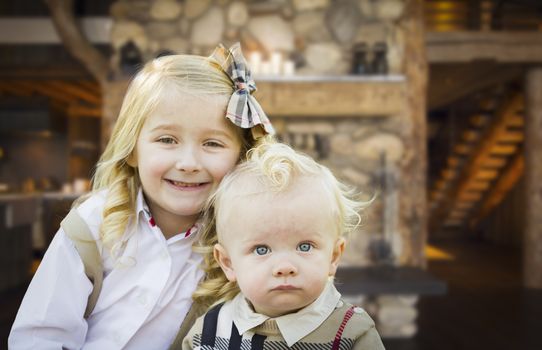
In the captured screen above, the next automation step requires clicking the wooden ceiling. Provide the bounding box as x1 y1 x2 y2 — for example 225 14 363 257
0 78 101 118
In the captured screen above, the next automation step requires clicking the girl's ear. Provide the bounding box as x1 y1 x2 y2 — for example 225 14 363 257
126 151 137 167
329 237 346 276
214 243 237 282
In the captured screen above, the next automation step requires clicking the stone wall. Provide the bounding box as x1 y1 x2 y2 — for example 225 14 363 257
109 0 405 76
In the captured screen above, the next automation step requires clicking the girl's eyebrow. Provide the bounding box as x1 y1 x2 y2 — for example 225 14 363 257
207 129 236 141
149 123 236 141
149 123 180 132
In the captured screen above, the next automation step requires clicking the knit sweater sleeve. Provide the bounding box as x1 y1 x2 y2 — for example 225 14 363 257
352 324 386 350
345 306 385 350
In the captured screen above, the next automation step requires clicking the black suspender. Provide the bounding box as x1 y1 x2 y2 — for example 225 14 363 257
250 334 266 350
201 303 222 347
228 322 242 350
201 303 267 350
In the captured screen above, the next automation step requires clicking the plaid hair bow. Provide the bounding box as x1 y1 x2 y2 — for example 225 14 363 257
211 43 275 138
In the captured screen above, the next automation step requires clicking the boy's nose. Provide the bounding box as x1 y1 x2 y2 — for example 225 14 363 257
272 260 298 277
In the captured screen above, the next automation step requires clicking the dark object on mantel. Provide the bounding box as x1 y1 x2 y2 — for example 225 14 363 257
351 42 370 75
335 266 447 296
371 42 388 75
120 41 143 76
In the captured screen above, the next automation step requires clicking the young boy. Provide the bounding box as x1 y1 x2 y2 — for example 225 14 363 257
182 143 385 350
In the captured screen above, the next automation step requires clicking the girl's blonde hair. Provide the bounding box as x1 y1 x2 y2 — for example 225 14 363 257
76 54 271 257
193 142 369 306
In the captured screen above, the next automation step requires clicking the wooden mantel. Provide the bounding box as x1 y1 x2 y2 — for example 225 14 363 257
254 75 407 117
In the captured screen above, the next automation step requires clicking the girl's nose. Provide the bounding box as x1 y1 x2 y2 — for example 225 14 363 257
272 260 298 277
175 147 201 172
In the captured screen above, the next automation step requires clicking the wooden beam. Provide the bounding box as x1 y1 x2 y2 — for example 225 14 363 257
44 0 109 84
67 104 102 118
428 63 524 109
77 80 100 93
524 68 542 288
13 80 76 105
46 80 101 105
401 0 428 267
257 79 407 117
0 82 34 96
0 66 92 80
427 32 542 63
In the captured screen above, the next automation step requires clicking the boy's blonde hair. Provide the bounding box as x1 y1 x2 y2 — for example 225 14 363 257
78 54 271 257
193 142 368 306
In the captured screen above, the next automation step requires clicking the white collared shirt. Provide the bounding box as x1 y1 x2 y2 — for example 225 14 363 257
229 281 342 347
9 189 204 350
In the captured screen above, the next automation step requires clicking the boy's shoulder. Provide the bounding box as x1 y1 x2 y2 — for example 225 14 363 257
314 299 375 339
331 299 376 334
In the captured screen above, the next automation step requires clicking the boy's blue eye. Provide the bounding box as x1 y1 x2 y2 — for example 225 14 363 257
298 243 312 252
254 245 270 255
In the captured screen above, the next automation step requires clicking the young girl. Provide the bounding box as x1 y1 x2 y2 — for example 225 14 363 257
179 143 384 350
9 43 274 349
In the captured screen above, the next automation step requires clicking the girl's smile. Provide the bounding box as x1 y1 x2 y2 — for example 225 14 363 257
165 179 210 190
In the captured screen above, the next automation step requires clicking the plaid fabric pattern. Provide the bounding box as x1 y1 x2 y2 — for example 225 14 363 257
193 334 356 350
210 43 275 138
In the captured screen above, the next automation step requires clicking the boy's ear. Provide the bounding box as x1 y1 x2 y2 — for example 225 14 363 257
329 237 346 276
214 243 237 282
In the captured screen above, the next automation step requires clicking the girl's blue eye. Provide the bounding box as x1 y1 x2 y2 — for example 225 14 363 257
158 137 176 144
254 246 270 255
204 141 223 148
298 243 312 252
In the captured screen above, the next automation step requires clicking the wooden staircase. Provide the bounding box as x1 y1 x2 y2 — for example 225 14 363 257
429 92 525 233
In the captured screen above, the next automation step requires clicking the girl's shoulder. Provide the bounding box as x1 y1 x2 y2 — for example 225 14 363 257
72 189 108 241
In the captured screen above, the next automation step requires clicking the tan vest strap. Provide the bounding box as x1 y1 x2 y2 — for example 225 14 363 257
61 209 103 318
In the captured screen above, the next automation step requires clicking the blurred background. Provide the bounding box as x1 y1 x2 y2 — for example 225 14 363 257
1 0 542 349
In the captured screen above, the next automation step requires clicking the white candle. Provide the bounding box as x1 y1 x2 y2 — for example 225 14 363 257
249 52 262 75
283 60 295 76
260 61 271 75
270 52 282 76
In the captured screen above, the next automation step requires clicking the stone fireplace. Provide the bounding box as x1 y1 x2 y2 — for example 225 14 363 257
102 0 434 338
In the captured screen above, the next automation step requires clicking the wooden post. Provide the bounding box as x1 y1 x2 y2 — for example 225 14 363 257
524 68 542 288
402 0 428 267
101 80 130 151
